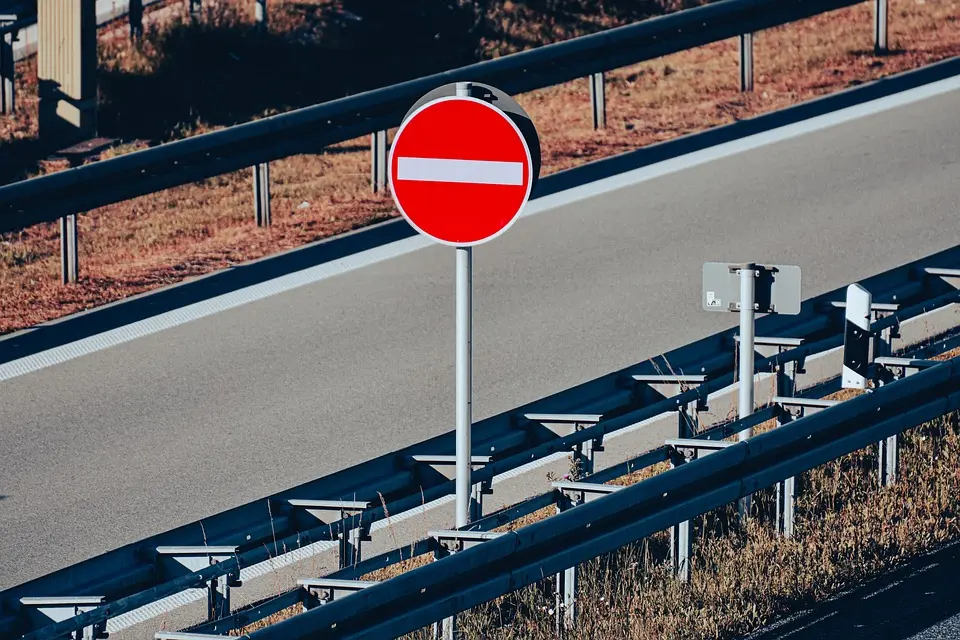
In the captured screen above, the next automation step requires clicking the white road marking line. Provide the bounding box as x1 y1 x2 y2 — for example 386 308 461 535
1 72 959 383
397 157 524 186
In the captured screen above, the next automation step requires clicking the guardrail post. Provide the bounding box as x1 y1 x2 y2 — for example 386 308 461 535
572 432 602 478
59 214 79 284
775 403 797 538
775 358 798 537
668 454 692 582
433 542 457 640
208 572 233 620
255 0 267 31
874 0 888 54
371 129 387 193
470 479 491 522
670 517 691 583
740 33 754 92
589 72 606 129
0 25 14 115
253 162 271 227
338 516 370 569
875 310 898 486
552 492 577 632
129 0 143 40
678 399 700 439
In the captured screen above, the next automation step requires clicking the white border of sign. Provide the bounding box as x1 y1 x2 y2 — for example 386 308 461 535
388 95 535 248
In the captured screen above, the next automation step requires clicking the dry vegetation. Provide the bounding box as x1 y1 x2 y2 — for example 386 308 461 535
217 352 960 638
1 0 959 335
442 415 960 639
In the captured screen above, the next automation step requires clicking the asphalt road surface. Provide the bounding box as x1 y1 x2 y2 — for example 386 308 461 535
2 83 959 592
744 541 960 640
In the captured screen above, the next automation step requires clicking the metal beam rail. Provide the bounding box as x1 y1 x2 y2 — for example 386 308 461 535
170 322 960 638
3 249 959 640
173 408 779 638
244 357 960 640
0 0 868 234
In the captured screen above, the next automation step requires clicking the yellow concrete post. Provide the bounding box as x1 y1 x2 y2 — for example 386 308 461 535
37 0 97 144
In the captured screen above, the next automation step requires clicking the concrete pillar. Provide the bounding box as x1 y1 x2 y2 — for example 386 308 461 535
37 0 97 144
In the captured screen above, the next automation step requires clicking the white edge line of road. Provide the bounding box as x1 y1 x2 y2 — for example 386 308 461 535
3 73 960 385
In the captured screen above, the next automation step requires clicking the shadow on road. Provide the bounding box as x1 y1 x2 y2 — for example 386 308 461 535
743 540 960 640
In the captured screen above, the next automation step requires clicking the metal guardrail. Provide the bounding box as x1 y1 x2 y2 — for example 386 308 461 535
0 0 891 281
247 355 960 640
1 247 958 640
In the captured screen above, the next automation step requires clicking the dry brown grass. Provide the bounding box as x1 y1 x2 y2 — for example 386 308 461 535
392 409 960 639
194 349 960 637
2 0 959 335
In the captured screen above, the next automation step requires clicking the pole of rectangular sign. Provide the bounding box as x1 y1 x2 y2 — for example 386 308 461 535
738 265 756 435
737 265 756 519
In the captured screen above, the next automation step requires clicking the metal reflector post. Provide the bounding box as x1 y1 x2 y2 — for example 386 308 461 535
842 284 872 390
740 33 754 92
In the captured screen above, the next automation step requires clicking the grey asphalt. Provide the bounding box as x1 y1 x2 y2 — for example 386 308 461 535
1 85 959 592
743 541 960 640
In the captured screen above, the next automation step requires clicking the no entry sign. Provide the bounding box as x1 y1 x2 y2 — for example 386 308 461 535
390 82 541 545
389 86 539 246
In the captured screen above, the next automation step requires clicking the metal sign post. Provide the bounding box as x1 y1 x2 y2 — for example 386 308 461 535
455 244 472 527
453 84 474 530
703 262 802 517
390 80 540 640
737 264 757 438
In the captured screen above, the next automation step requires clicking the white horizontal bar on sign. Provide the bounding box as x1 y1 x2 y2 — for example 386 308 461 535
396 157 524 186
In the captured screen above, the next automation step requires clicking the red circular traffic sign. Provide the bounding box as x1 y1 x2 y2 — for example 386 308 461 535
389 96 534 247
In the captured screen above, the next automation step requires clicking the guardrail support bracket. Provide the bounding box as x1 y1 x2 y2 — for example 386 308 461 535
20 597 108 640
